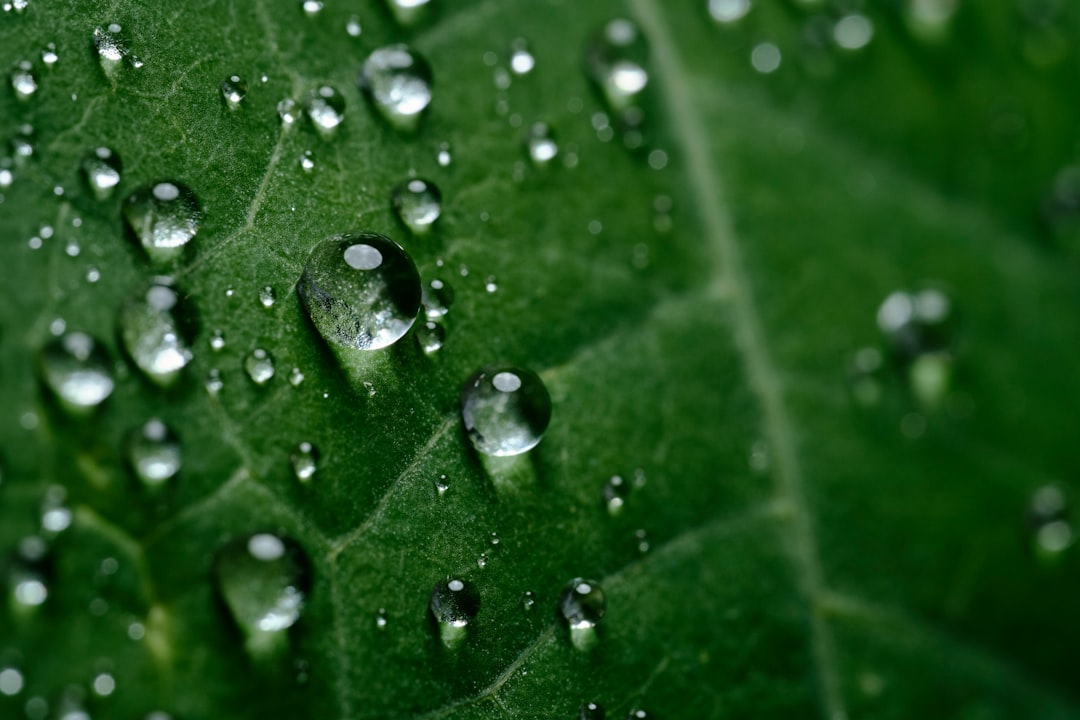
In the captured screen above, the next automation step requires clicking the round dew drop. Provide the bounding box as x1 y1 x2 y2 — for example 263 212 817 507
244 348 276 385
296 231 421 351
81 147 122 200
221 75 248 109
461 366 552 456
118 282 194 386
123 181 201 264
306 85 345 137
580 702 606 720
422 278 453 319
429 577 480 650
39 331 115 413
127 418 181 488
290 442 319 483
525 122 559 166
391 178 441 233
359 44 433 132
585 18 649 120
416 320 445 354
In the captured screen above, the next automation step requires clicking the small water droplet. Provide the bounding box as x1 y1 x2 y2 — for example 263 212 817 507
416 320 445 354
603 475 628 515
118 282 194 386
7 0 28 13
876 288 954 406
1029 484 1074 559
429 577 479 650
435 474 449 495
476 553 488 569
626 709 650 719
461 366 552 457
751 42 782 73
297 231 422 350
299 150 315 172
508 38 536 75
11 61 37 100
709 0 751 24
126 418 181 488
346 15 363 36
484 276 498 293
385 0 432 26
288 367 305 386
123 181 201 264
244 348 275 385
375 607 388 629
213 533 311 654
422 278 453 319
834 14 874 50
92 673 115 697
221 75 248 109
306 85 345 137
9 536 50 608
580 702 606 720
40 487 72 536
210 330 226 351
205 368 224 395
634 528 650 553
560 578 605 650
301 0 323 15
41 43 58 66
586 19 649 128
359 45 433 132
847 346 884 407
521 590 535 611
391 178 441 233
278 98 301 127
290 442 319 482
0 667 24 696
93 24 130 76
525 122 558 166
259 285 276 308
436 141 452 166
40 331 115 413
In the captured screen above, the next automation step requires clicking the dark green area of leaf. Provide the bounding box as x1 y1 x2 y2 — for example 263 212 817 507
1 1 1079 719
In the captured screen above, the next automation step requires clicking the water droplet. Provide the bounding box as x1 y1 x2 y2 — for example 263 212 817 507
78 146 121 199
509 38 535 75
603 475 629 515
290 442 319 483
301 0 323 15
422 278 453 319
259 285 276 308
847 346 884 407
385 0 432 26
11 61 37 100
525 122 558 166
288 367 305 386
586 18 649 127
221 75 248 109
375 607 388 629
751 42 782 74
40 487 72 536
213 533 311 654
210 330 226 351
306 85 345 138
429 577 479 650
560 578 605 650
9 536 50 608
299 150 315 172
416 320 445 354
905 0 959 41
123 181 201 264
41 43 58 66
626 710 650 719
436 141 452 166
127 419 181 488
118 282 194 385
1029 484 1074 559
521 590 535 611
461 366 552 457
834 14 874 50
0 667 24 696
346 15 363 36
634 528 650 553
709 0 751 24
205 368 224 395
92 673 115 697
435 474 449 495
278 98 301 127
391 178 441 233
359 45 433 132
244 348 275 385
580 702 606 720
40 332 115 413
93 24 130 76
876 288 954 406
7 0 28 13
296 231 422 350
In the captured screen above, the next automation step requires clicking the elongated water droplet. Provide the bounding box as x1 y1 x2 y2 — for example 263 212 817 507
385 0 432 26
40 331 115 413
525 122 558 166
213 533 311 654
81 147 122 200
429 577 479 650
221 75 248 109
290 442 318 483
580 702 606 720
127 419 181 488
278 98 301 127
9 536 50 608
603 475 628 515
301 0 323 14
359 45 433 132
93 24 129 76
626 710 650 719
422 278 453 319
244 348 275 385
123 181 201 264
297 231 421 350
391 178 441 233
119 282 194 385
306 85 345 138
11 61 37 100
586 19 649 124
461 366 551 456
560 578 605 650
416 320 445 354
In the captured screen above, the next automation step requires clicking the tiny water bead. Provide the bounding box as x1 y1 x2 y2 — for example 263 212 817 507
127 419 181 489
560 578 605 650
359 44 433 132
416 320 445 354
299 150 315 172
9 536 50 608
41 43 59 66
391 178 441 233
586 18 649 123
301 0 323 15
244 348 276 385
210 330 226 351
278 98 301 127
11 61 37 100
213 533 311 653
1029 484 1074 558
603 475 629 515
118 282 194 386
510 38 536 75
461 366 552 457
296 231 421 351
40 331 115 413
259 285 276 308
123 181 201 264
580 702 606 720
220 75 248 109
521 590 535 611
81 147 122 200
436 141 452 166
306 85 345 137
422 278 453 319
525 122 558 166
93 24 129 75
429 578 480 650
385 0 432 27
876 287 954 406
290 442 319 483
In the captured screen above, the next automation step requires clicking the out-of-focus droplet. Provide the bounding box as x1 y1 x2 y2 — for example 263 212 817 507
834 14 874 50
306 85 345 138
244 348 275 385
585 18 649 131
290 442 318 483
301 0 323 15
876 287 954 407
559 578 605 650
296 231 422 351
11 61 37 100
709 0 751 24
205 368 224 395
461 366 552 456
422 278 453 319
525 122 558 166
299 150 315 172
384 0 432 27
40 331 115 414
603 475 628 515
118 281 194 386
391 178 441 233
127 418 181 488
221 75 248 109
751 42 782 73
81 147 122 200
509 38 535 75
122 181 201 264
436 141 452 167
429 577 479 650
346 15 363 36
416 320 445 354
8 536 50 608
359 45 433 132
259 285 276 308
1029 484 1074 560
278 98 301 127
580 702 606 720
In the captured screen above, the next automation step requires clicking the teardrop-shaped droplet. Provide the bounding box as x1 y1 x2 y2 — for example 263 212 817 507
603 475 628 515
118 282 195 385
81 147 122 200
429 577 479 650
122 181 201 264
40 331 115 413
221 75 248 109
127 418 181 489
585 18 649 122
359 45 433 132
306 85 345 138
93 24 129 76
525 122 558 166
416 320 445 354
422 278 453 319
213 533 311 654
290 442 319 483
384 0 432 26
10 61 37 100
560 578 605 650
461 366 552 456
580 702 606 720
8 536 50 608
244 348 275 385
391 178 441 233
296 231 421 350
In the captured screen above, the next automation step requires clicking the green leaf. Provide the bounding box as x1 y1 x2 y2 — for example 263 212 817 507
2 1 1079 719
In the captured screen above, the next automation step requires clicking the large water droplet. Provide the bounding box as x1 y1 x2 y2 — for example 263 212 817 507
11 61 37 100
429 577 479 650
559 578 605 650
391 178 441 233
290 442 319 483
40 331 115 413
213 533 311 654
296 231 421 350
586 19 649 123
306 85 345 138
81 147 122 200
221 75 248 109
118 281 194 385
359 45 433 132
244 348 276 385
384 0 432 26
127 419 181 489
122 181 201 264
580 702 606 720
461 366 552 456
